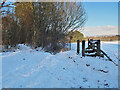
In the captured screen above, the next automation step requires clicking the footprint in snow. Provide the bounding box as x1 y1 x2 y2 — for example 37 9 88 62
104 80 110 88
105 66 108 68
79 86 83 88
63 68 66 70
93 68 95 70
20 85 22 87
73 77 75 80
104 83 109 87
86 64 90 67
83 78 88 83
73 60 76 62
68 56 72 59
57 78 61 80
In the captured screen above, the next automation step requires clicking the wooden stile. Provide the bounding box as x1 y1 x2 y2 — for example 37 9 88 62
82 40 85 56
77 40 80 54
97 40 100 56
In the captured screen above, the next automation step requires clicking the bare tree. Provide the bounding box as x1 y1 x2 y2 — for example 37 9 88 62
0 0 15 16
2 2 87 54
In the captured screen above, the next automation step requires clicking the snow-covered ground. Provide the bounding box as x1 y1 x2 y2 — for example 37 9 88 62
1 41 119 88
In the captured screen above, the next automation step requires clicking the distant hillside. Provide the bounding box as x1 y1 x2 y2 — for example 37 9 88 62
84 35 120 41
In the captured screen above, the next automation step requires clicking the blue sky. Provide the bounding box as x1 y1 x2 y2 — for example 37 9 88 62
82 2 118 27
80 2 118 36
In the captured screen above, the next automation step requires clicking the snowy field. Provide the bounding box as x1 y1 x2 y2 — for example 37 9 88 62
1 41 119 88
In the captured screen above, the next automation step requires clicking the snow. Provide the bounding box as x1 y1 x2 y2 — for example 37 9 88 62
0 52 2 90
102 41 119 44
1 41 119 88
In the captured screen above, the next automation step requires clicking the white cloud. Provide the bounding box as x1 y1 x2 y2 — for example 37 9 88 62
80 25 118 37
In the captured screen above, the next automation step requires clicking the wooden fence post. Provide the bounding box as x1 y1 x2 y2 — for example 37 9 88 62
70 40 71 50
97 40 100 55
69 36 73 50
77 40 80 54
88 39 90 48
82 40 85 56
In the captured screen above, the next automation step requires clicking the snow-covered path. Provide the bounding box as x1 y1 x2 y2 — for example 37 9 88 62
1 42 118 88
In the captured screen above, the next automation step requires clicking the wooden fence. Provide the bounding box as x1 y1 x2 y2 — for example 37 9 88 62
76 39 118 66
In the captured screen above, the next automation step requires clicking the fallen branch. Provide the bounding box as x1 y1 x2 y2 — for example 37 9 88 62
98 70 109 73
100 49 118 66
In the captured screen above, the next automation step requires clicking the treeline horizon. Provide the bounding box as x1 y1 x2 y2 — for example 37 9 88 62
84 35 120 41
1 2 87 53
